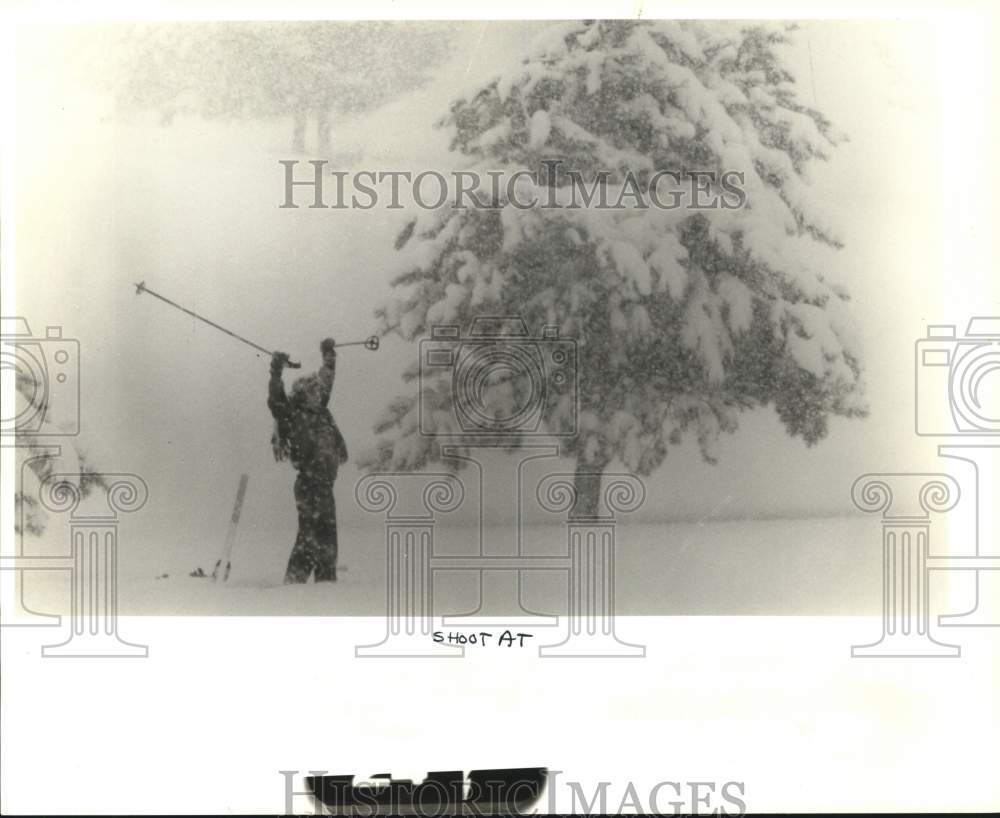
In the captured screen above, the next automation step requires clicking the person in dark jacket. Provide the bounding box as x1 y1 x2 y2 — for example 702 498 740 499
268 338 348 583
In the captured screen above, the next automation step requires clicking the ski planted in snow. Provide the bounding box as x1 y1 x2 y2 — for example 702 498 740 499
212 473 249 582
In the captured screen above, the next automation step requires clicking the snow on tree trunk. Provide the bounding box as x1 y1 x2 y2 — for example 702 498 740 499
362 21 867 479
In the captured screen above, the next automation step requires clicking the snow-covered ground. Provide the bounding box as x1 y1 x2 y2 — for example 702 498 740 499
15 515 892 616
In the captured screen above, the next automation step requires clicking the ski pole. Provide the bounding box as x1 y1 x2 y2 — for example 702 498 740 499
134 281 302 368
336 335 381 351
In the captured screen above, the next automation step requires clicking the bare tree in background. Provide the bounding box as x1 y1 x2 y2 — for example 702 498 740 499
110 21 454 153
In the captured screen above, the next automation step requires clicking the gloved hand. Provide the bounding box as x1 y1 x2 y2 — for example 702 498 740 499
271 351 290 375
320 337 337 367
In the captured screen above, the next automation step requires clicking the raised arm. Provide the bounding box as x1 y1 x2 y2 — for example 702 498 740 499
317 337 337 407
267 352 291 420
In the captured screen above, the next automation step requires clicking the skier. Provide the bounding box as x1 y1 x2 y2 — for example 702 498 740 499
268 338 349 583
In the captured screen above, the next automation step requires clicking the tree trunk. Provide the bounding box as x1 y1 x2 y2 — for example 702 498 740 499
571 452 609 519
292 110 307 153
316 110 332 157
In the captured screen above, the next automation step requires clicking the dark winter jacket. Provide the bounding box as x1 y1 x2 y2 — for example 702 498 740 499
268 361 348 483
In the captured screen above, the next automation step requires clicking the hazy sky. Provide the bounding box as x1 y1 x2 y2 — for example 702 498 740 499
10 20 998 550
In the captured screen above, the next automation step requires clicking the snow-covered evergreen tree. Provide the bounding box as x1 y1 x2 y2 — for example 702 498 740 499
365 21 867 515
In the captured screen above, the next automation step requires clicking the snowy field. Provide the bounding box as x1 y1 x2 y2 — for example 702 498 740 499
15 515 892 616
